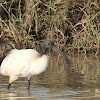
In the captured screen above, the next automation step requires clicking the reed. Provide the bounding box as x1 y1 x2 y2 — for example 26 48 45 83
0 0 99 54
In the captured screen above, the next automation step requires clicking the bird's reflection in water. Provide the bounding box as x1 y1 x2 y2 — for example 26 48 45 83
0 91 38 100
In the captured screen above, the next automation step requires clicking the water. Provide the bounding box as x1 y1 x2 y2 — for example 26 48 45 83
0 53 100 100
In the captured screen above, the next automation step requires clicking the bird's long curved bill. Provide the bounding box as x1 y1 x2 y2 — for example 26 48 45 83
52 45 70 67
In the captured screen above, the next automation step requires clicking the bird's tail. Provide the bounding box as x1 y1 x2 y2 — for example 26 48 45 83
0 56 5 66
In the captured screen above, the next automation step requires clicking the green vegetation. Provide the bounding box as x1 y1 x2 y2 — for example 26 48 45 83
0 0 100 54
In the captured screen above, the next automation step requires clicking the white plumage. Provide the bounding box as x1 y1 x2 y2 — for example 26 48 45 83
0 49 48 83
0 40 70 90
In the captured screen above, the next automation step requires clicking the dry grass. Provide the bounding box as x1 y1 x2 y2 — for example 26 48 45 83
0 0 100 54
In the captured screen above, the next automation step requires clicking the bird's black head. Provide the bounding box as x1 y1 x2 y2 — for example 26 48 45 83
41 40 70 67
41 40 54 55
43 40 54 49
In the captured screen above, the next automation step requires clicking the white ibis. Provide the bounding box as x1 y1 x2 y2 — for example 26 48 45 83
0 40 70 90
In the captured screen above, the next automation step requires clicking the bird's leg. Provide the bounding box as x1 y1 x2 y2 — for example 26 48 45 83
7 83 11 89
27 79 31 90
8 76 18 89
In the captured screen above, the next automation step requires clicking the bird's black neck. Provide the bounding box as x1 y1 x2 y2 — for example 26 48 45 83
41 46 47 56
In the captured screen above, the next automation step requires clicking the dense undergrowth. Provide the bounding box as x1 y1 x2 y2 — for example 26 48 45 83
0 0 100 54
